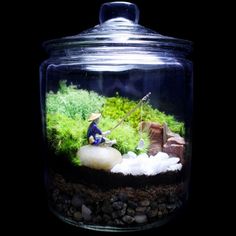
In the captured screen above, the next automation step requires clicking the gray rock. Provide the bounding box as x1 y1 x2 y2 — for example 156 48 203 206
136 206 147 213
139 200 150 207
176 200 182 208
112 211 120 219
112 201 124 210
71 194 83 208
128 200 138 209
66 210 72 217
112 208 126 219
166 204 177 211
92 215 102 223
122 215 135 224
52 189 60 201
157 198 165 203
107 221 113 225
82 204 92 221
110 196 119 202
147 209 158 218
145 207 151 213
158 203 166 211
64 199 71 205
114 219 125 226
127 208 135 216
73 211 82 221
158 211 163 218
69 207 76 214
118 192 128 202
102 201 113 214
119 207 127 217
103 214 111 222
134 214 148 224
150 201 158 209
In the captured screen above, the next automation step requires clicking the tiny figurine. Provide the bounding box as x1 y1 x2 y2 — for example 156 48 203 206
87 113 116 146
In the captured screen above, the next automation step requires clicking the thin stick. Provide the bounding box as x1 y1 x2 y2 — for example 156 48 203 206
110 92 151 131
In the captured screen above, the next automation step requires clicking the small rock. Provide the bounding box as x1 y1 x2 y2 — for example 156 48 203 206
82 204 92 221
163 122 180 144
112 201 124 210
176 199 182 208
62 193 71 201
114 219 125 226
147 209 158 218
146 206 151 213
112 211 120 219
69 207 76 214
137 153 149 159
102 201 113 214
157 198 165 204
128 200 138 209
122 215 135 224
127 151 137 158
136 207 147 213
52 189 60 201
158 203 166 211
163 143 184 163
110 196 119 202
71 194 83 208
158 211 163 218
119 207 127 217
139 200 150 207
92 215 102 223
166 204 177 211
112 208 126 219
118 192 128 202
127 208 135 216
167 136 185 145
103 214 111 222
66 210 72 217
73 211 82 221
107 221 113 226
134 214 148 224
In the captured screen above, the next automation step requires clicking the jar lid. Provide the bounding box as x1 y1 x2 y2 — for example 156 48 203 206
43 2 192 70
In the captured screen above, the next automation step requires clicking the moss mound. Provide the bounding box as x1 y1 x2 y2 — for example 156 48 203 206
46 81 184 166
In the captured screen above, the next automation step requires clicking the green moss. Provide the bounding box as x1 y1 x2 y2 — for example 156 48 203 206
101 95 185 136
46 113 89 162
46 81 105 119
99 117 150 155
46 83 185 166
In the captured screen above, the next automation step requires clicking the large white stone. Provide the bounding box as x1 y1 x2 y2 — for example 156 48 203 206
77 145 122 171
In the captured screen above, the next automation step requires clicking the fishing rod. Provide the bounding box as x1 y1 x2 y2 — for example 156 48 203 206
110 92 151 131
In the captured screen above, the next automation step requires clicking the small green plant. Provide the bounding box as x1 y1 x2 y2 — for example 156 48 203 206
47 113 89 162
47 81 105 119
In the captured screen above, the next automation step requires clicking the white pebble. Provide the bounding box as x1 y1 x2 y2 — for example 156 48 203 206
167 163 182 171
111 151 182 176
127 151 137 158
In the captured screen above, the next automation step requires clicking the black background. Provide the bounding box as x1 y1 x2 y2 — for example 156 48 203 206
5 0 225 234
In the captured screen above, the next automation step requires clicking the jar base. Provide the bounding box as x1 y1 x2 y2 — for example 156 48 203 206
49 205 178 232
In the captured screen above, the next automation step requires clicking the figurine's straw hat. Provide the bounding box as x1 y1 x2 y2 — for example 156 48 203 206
88 113 101 121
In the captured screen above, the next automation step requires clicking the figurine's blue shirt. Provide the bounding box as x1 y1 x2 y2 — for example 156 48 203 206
87 121 105 145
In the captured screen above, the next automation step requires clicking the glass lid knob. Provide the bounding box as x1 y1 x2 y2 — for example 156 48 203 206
99 1 140 24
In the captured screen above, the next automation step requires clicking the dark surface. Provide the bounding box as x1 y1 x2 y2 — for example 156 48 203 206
5 0 225 234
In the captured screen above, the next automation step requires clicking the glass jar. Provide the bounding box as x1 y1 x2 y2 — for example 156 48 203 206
40 1 192 232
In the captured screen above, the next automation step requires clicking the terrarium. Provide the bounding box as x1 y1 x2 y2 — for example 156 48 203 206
40 1 193 232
